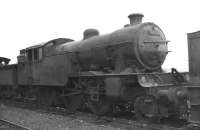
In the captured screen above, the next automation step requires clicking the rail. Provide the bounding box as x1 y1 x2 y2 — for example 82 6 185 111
0 119 32 130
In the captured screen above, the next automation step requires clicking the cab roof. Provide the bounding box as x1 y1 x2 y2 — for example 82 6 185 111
26 38 74 50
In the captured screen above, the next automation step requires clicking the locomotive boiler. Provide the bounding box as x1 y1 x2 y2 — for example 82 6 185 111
0 13 190 123
60 13 168 72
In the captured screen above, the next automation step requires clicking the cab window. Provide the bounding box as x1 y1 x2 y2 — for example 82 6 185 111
27 48 43 62
33 49 38 60
27 49 32 61
38 48 43 60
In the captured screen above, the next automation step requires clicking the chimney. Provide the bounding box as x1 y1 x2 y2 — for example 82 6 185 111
128 13 144 25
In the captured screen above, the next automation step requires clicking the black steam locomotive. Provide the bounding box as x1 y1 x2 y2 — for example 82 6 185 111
0 13 190 122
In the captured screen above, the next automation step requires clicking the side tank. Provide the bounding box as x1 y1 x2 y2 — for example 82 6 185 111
58 13 168 72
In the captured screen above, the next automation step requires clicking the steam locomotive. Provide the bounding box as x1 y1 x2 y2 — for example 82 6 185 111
0 13 190 122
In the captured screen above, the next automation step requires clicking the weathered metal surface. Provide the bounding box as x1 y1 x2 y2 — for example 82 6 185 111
9 14 191 123
17 38 74 86
83 28 99 40
187 31 200 121
187 85 200 121
188 31 200 77
0 64 17 86
17 19 168 87
137 72 188 87
57 22 168 71
128 13 144 25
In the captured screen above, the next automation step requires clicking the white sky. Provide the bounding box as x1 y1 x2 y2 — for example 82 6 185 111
0 0 200 72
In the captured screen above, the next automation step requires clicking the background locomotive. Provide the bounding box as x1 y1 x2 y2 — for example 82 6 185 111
0 13 190 122
186 31 200 121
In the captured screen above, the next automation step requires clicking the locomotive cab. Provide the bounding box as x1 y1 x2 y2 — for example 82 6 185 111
17 38 74 86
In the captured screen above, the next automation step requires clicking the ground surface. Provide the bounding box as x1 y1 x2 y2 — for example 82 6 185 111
0 103 143 130
1 103 198 130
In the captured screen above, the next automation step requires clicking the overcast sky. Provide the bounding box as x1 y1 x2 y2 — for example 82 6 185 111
0 0 200 71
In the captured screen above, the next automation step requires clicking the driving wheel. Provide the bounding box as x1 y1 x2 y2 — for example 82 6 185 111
63 93 83 113
63 80 84 113
87 94 112 116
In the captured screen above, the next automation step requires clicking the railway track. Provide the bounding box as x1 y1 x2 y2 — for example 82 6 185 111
1 99 200 130
0 119 32 130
